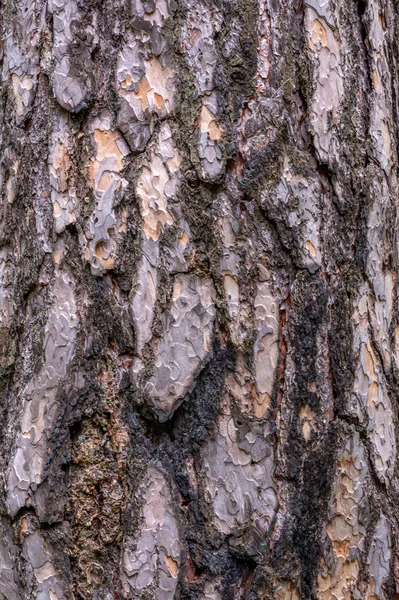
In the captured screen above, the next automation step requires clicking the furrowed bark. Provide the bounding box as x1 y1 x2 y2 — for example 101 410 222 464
1 0 399 598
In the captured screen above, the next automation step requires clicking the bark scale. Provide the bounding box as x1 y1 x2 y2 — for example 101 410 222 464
0 0 399 598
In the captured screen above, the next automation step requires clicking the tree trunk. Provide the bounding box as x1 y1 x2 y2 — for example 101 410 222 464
1 0 399 598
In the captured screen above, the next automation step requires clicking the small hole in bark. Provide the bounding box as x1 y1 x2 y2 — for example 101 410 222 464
357 0 367 17
69 420 82 442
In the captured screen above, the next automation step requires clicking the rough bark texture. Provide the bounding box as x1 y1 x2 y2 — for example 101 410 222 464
1 0 399 598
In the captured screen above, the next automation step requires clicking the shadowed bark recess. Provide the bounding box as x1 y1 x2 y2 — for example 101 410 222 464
1 0 399 598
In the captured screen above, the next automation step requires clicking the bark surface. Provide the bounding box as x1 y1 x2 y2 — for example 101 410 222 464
1 0 399 598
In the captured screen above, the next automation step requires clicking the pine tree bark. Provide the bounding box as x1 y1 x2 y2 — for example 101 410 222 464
1 0 399 598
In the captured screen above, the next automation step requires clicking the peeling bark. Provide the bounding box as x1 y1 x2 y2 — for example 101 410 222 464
1 0 399 598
